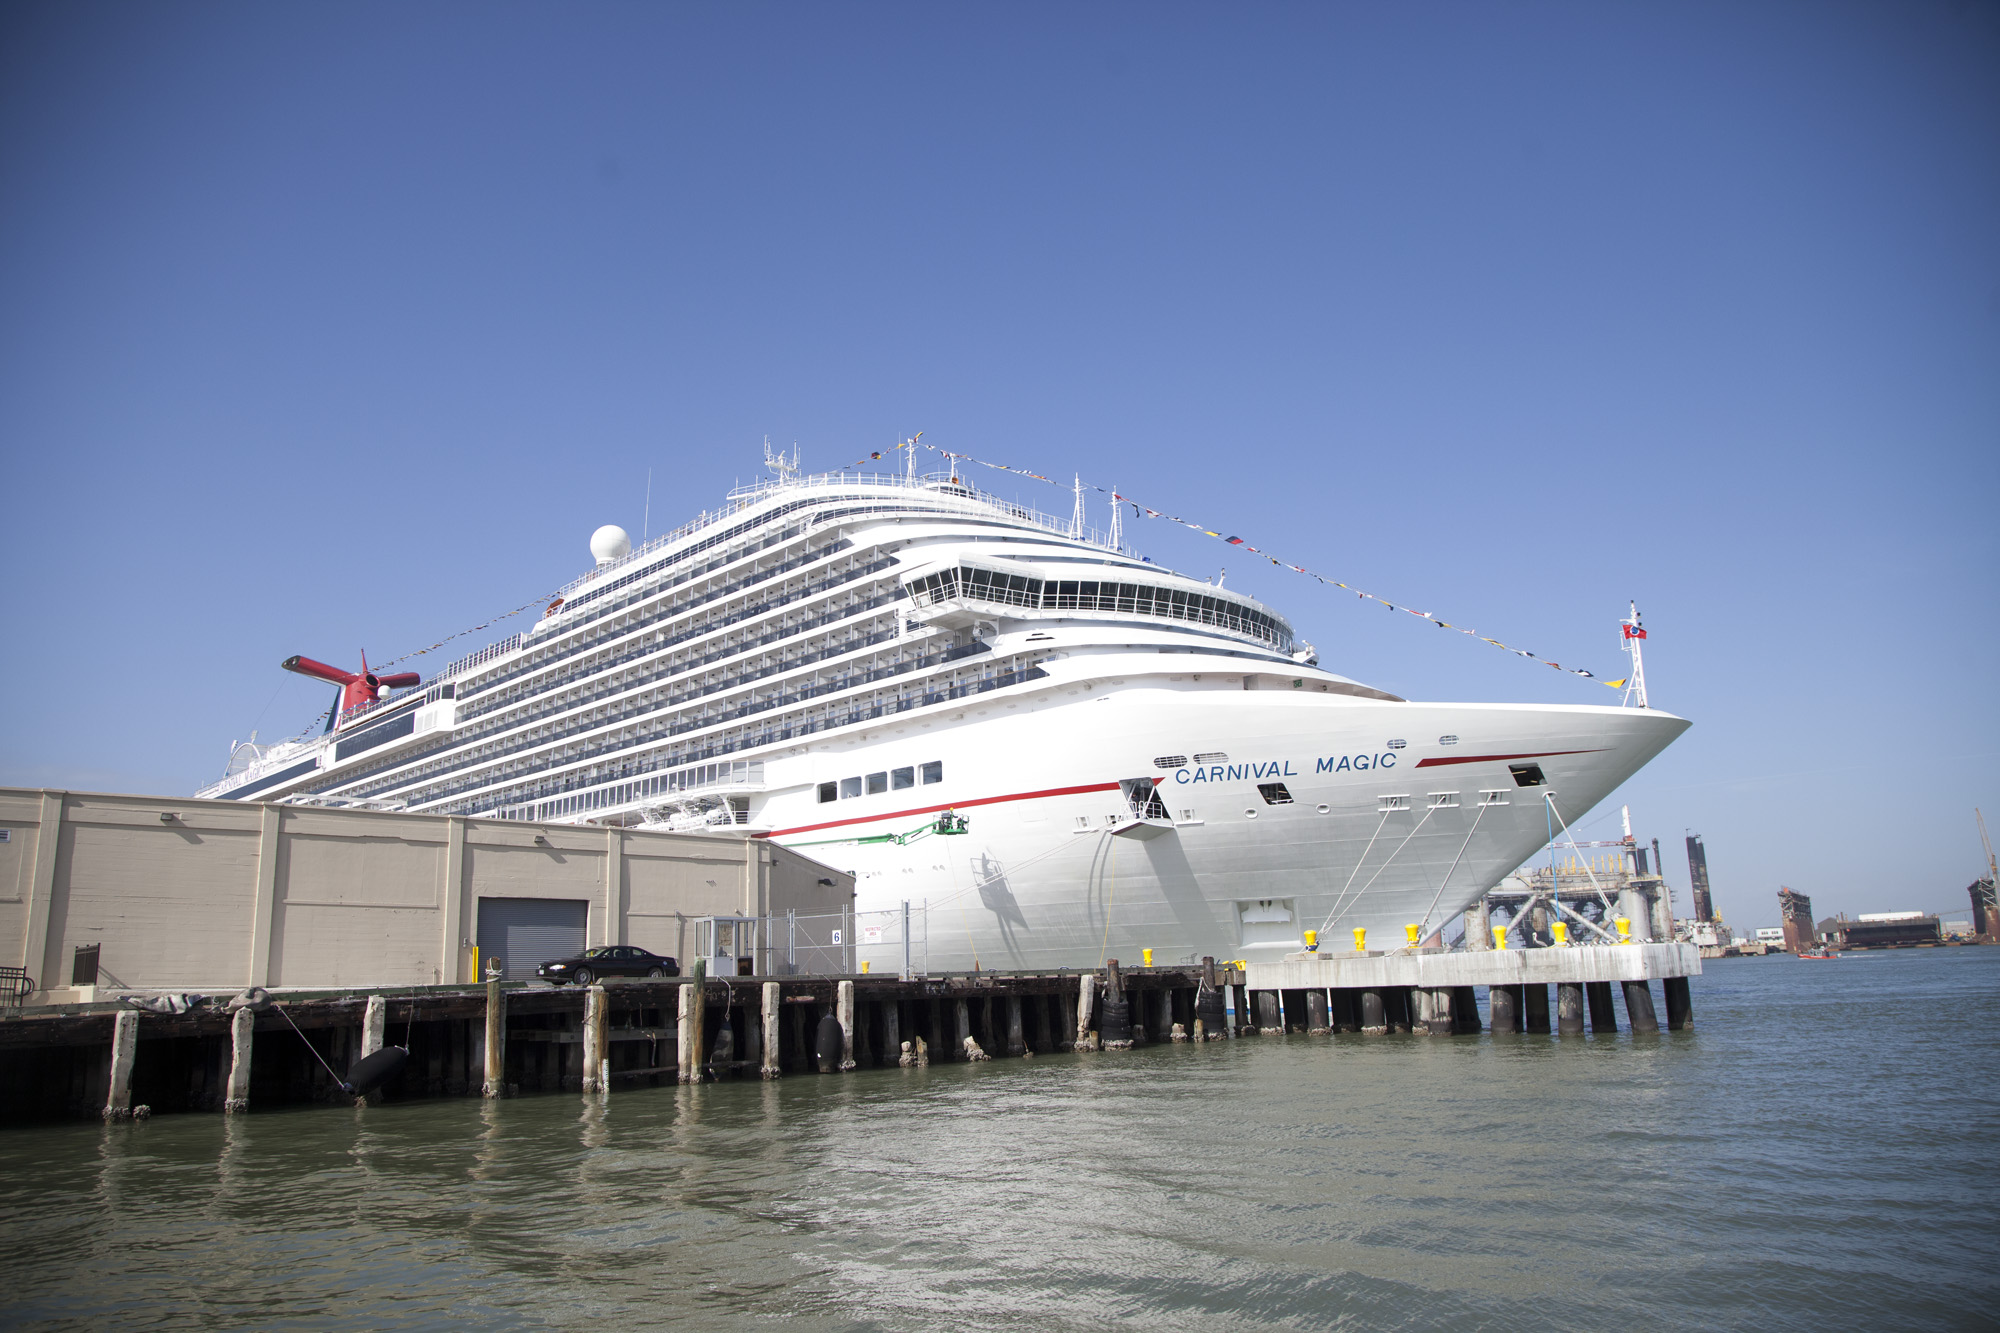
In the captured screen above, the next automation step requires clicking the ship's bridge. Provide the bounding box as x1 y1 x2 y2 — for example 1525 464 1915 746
899 554 1294 655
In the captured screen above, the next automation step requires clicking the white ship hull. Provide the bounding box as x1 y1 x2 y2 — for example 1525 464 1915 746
755 658 1687 970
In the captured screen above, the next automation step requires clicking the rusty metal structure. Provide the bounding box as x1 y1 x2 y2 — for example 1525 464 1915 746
1686 833 1715 923
1967 877 1999 940
1778 886 1815 953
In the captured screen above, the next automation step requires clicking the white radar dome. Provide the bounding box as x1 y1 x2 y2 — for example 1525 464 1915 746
590 524 632 567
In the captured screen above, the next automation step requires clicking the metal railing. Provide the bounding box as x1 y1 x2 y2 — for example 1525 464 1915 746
438 634 525 683
0 966 34 1007
682 907 944 977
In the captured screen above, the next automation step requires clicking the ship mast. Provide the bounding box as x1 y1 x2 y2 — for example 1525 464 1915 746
1108 485 1123 551
1621 602 1650 709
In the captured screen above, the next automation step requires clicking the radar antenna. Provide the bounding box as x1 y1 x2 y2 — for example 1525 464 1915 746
763 436 800 482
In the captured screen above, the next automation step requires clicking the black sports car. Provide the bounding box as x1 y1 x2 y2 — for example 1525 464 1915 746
536 946 680 985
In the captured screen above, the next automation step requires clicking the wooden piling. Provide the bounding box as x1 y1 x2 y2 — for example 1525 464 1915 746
1522 983 1550 1034
837 980 858 1071
1586 980 1618 1033
1663 976 1693 1031
761 981 783 1078
361 995 387 1060
481 980 506 1098
1622 980 1661 1033
581 985 608 1091
1556 982 1585 1036
677 983 697 1083
1425 987 1455 1037
1359 988 1387 1034
1074 973 1097 1050
1253 990 1282 1035
104 1009 139 1120
1100 961 1134 1049
224 1006 253 1113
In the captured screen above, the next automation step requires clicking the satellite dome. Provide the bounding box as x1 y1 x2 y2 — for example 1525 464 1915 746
590 524 632 567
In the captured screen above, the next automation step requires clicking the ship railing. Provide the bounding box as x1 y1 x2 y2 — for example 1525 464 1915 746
568 470 1131 598
436 634 525 683
725 469 1127 550
195 735 329 798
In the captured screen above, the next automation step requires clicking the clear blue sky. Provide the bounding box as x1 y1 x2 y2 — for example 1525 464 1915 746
3 2 1995 930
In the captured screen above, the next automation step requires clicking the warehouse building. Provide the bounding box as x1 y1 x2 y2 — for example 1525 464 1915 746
1 787 853 1003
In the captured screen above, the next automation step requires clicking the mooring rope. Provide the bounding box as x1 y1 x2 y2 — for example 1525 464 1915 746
273 1003 346 1084
1415 801 1492 940
1319 805 1438 937
1315 808 1394 938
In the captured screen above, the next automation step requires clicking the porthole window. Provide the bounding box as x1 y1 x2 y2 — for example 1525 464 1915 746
891 766 915 790
866 772 888 795
1316 803 1331 814
840 776 862 800
1386 739 1407 749
1244 808 1259 818
921 761 943 784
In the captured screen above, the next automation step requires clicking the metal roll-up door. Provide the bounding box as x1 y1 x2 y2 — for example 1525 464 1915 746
477 898 589 981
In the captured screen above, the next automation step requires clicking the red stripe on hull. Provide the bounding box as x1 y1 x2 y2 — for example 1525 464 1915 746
762 780 1123 839
1413 749 1605 769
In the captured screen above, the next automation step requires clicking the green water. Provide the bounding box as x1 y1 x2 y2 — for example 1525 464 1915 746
3 949 1996 1331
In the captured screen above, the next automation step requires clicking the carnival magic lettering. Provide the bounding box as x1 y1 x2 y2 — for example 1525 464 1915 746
1173 753 1396 784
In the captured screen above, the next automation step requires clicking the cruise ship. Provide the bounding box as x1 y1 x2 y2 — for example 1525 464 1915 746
200 449 1689 968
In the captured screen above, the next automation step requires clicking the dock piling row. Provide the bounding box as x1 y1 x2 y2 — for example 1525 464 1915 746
1 947 1700 1121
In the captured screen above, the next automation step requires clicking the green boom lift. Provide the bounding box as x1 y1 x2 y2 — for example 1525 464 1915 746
792 809 969 848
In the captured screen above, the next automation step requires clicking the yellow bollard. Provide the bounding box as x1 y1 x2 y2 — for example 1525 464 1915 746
1552 920 1569 947
1615 916 1632 943
1353 927 1367 953
1492 925 1508 951
1303 930 1318 952
1404 923 1421 948
861 960 871 973
1142 948 1153 967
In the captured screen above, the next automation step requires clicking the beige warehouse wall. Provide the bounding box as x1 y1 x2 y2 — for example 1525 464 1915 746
1 788 854 997
624 844 747 964
272 811 447 988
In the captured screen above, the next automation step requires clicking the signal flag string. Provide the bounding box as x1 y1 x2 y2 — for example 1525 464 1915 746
912 440 1628 690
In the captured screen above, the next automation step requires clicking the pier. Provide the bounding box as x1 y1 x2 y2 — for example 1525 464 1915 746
0 942 1700 1123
